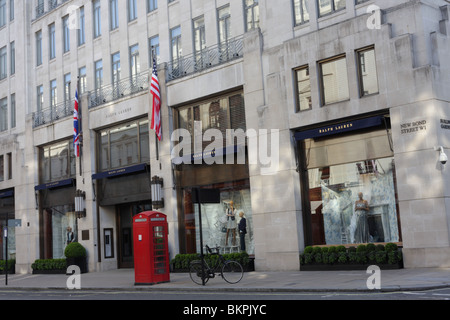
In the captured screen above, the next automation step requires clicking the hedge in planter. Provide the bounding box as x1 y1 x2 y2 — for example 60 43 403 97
0 259 15 274
170 252 253 272
31 259 67 274
300 243 403 270
64 242 88 273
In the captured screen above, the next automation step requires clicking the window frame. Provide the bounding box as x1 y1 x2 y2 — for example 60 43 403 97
356 46 379 98
318 54 350 106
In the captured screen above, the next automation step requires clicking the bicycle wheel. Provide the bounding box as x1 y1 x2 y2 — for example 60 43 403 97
221 260 244 284
189 261 209 285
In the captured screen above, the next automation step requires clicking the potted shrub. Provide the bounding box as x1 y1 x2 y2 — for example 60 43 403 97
64 242 87 273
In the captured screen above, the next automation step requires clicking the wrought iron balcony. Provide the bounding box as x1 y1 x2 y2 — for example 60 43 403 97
35 0 71 20
88 71 149 109
167 36 244 82
32 101 74 128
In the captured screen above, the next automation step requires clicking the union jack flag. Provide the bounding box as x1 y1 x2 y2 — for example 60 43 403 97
73 89 80 157
150 58 161 141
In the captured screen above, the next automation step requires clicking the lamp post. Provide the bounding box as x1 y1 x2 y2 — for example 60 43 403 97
151 176 164 209
75 189 86 219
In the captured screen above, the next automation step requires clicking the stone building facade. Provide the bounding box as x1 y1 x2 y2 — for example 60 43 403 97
0 0 449 273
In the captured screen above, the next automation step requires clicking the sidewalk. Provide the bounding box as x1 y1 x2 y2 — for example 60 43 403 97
0 267 449 292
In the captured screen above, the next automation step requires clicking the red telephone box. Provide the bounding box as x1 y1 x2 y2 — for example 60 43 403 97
133 211 170 285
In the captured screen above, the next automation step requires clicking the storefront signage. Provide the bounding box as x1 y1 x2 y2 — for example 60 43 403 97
35 178 75 191
400 120 427 134
294 116 383 141
92 163 147 180
172 145 239 164
440 119 450 130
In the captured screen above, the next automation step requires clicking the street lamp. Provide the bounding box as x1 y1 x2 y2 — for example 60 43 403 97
75 189 86 218
151 176 164 209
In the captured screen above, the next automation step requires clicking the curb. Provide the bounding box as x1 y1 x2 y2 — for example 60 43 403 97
1 283 449 293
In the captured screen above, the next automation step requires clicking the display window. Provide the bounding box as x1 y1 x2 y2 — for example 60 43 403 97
300 126 402 246
180 180 253 255
308 157 400 245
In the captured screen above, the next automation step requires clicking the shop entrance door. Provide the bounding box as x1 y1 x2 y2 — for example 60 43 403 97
117 202 152 268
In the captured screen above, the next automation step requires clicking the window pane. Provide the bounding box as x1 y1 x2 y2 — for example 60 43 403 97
99 131 109 171
358 48 379 96
50 142 69 181
296 67 311 111
110 123 138 168
307 157 400 245
318 0 332 16
321 56 349 105
139 120 150 163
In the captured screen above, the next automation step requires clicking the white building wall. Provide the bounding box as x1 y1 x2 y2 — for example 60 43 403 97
1 0 449 272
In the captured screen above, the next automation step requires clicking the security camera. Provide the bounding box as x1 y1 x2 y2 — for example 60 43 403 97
435 146 448 165
440 150 448 165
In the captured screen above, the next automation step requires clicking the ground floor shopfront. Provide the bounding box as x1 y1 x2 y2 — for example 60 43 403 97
295 113 402 249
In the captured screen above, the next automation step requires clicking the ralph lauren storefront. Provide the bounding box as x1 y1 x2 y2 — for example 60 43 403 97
295 113 402 247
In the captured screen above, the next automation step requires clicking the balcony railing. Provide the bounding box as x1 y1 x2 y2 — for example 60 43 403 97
32 100 74 128
167 36 244 82
88 71 149 109
35 0 71 20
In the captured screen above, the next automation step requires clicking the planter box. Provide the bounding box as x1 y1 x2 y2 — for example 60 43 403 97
300 261 403 271
66 257 87 274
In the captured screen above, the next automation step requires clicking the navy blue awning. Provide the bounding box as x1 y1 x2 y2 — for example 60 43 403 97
0 189 14 198
92 163 148 180
35 178 75 191
171 145 242 164
294 116 384 141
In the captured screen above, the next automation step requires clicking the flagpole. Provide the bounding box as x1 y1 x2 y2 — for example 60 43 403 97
77 76 82 177
150 46 162 160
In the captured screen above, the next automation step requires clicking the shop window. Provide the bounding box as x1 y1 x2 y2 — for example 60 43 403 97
319 55 349 105
180 180 253 255
98 119 150 172
302 129 401 246
44 206 77 259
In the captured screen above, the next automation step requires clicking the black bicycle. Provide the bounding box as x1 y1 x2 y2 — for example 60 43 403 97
189 245 244 285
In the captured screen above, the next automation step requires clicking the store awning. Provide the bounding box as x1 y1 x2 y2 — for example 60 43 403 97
294 116 384 141
92 163 148 180
0 189 14 198
171 144 244 164
35 178 75 191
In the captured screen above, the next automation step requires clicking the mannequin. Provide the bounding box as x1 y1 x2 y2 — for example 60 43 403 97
66 226 75 245
354 192 370 243
238 211 247 251
225 201 237 246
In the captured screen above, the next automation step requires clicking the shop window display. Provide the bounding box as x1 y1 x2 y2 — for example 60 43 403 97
181 181 253 255
308 157 400 245
46 205 78 259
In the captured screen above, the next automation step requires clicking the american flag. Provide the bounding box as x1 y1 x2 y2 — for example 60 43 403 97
150 57 162 141
73 89 80 157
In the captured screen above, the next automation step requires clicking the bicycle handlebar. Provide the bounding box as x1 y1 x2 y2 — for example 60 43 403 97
205 245 220 254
